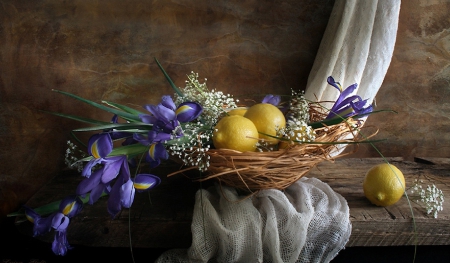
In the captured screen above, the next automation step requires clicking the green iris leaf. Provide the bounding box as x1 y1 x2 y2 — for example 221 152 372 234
52 89 141 122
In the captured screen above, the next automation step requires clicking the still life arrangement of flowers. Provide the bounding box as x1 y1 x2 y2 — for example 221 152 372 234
8 59 444 256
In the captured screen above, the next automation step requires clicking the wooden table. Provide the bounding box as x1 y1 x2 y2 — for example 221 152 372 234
16 157 450 248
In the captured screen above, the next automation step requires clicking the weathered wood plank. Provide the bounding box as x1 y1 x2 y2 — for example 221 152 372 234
310 157 450 246
16 157 450 248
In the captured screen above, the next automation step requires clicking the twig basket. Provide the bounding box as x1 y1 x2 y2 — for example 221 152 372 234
170 117 366 192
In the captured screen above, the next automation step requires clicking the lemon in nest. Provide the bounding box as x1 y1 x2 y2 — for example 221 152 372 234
227 107 248 116
243 103 286 145
212 115 259 152
363 163 406 207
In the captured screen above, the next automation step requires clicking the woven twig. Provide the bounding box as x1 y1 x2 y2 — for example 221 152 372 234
169 117 369 192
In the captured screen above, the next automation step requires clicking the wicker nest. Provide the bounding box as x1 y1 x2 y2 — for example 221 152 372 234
169 115 369 192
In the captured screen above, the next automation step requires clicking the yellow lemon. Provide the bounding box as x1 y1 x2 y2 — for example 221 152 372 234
212 115 259 152
243 103 286 145
363 163 406 207
227 107 248 116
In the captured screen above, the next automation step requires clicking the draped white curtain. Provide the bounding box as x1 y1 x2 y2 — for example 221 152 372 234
305 0 401 110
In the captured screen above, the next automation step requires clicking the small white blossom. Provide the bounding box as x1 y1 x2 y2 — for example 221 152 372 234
175 72 238 128
408 179 444 218
64 140 87 172
277 89 316 145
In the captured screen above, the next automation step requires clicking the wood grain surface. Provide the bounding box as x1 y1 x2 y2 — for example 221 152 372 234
16 157 450 248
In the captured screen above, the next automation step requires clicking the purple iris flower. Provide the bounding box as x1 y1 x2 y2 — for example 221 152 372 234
325 76 373 120
82 133 113 178
133 174 161 192
51 212 70 231
24 206 55 236
133 130 170 168
59 195 83 218
139 95 202 136
106 165 132 218
77 155 130 206
76 168 109 204
146 142 169 168
24 195 82 256
50 212 72 255
175 101 203 122
109 173 161 216
101 155 130 184
133 130 172 145
140 95 179 134
262 94 281 106
52 230 71 256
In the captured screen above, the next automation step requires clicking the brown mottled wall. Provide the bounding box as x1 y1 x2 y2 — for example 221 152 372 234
0 1 334 218
1 0 449 219
350 0 450 159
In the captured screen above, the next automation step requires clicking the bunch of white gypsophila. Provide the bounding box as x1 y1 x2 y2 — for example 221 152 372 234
174 72 238 128
64 140 86 172
409 179 445 218
276 89 316 146
170 72 239 172
167 120 212 172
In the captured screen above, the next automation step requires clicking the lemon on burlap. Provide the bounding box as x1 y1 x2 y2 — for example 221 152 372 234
363 163 406 207
227 107 248 116
212 115 259 152
243 103 286 145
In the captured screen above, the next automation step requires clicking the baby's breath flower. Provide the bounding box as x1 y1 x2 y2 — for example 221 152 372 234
408 178 444 218
174 72 238 127
167 121 212 172
64 140 87 172
278 89 316 144
168 72 241 171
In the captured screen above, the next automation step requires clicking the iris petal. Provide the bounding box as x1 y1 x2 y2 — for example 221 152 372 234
82 158 102 178
89 183 108 204
161 95 176 111
133 174 161 192
77 167 102 193
149 103 176 122
107 178 123 219
51 213 69 231
149 143 169 162
59 195 83 218
101 156 127 184
138 114 158 124
52 230 72 256
24 206 40 224
32 213 55 236
176 102 203 122
262 95 281 106
88 133 113 159
148 130 172 143
327 76 343 92
120 179 135 208
325 76 372 120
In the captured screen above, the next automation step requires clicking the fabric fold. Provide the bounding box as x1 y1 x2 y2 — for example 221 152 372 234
156 177 351 263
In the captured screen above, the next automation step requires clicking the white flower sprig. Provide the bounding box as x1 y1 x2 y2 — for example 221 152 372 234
174 72 238 127
170 72 239 171
64 140 87 172
168 121 212 172
408 179 444 218
277 89 316 145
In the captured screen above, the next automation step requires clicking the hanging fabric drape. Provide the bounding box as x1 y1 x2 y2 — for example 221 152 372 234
305 0 401 110
306 0 400 157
